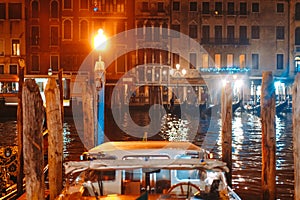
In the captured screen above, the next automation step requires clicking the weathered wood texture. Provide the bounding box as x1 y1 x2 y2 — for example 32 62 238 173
293 73 300 200
221 82 232 187
261 71 276 200
22 79 45 200
45 78 63 200
58 69 64 124
82 82 95 149
17 64 24 196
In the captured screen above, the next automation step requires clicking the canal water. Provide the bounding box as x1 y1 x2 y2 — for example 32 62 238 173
0 106 294 199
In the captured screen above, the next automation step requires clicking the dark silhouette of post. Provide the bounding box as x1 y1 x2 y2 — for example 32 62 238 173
45 77 63 199
22 79 45 200
293 73 300 200
261 71 276 200
221 82 232 187
17 59 25 197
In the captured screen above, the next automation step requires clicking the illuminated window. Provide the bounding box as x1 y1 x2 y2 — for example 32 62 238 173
215 54 221 68
227 54 233 67
11 39 20 56
202 54 209 68
239 54 246 68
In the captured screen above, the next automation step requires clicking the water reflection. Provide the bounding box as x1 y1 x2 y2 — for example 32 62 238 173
0 107 295 199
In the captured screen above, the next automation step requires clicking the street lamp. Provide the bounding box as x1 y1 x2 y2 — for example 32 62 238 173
93 29 107 145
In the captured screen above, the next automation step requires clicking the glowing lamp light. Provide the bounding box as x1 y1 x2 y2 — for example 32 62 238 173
93 29 107 51
48 67 53 76
176 64 180 70
181 68 187 76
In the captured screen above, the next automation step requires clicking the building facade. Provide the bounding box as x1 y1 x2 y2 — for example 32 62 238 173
0 1 25 99
1 0 300 106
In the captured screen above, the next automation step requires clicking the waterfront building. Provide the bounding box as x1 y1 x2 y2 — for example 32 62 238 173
0 0 299 107
0 1 25 104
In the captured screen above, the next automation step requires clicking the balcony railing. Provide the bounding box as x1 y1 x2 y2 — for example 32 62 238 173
200 38 249 45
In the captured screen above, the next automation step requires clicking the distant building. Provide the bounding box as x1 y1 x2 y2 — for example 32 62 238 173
0 0 300 105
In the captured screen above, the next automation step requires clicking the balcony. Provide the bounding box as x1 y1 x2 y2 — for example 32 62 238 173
200 38 249 45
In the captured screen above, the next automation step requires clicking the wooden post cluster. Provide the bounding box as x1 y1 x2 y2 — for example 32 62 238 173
293 73 300 200
261 71 276 200
22 79 45 200
45 77 63 200
221 82 232 187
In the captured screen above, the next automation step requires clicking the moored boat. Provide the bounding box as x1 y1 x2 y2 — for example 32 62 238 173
57 141 241 200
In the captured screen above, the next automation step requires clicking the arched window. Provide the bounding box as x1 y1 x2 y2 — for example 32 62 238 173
296 3 300 20
51 0 59 18
295 27 300 45
80 20 88 40
63 20 72 40
31 0 39 18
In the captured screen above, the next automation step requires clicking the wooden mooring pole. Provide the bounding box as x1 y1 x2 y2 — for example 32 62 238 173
261 71 276 199
221 82 232 187
293 73 300 200
45 77 63 200
17 59 25 196
58 68 64 123
82 82 95 149
22 79 45 200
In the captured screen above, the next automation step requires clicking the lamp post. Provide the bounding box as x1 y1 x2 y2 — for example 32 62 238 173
93 29 107 145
